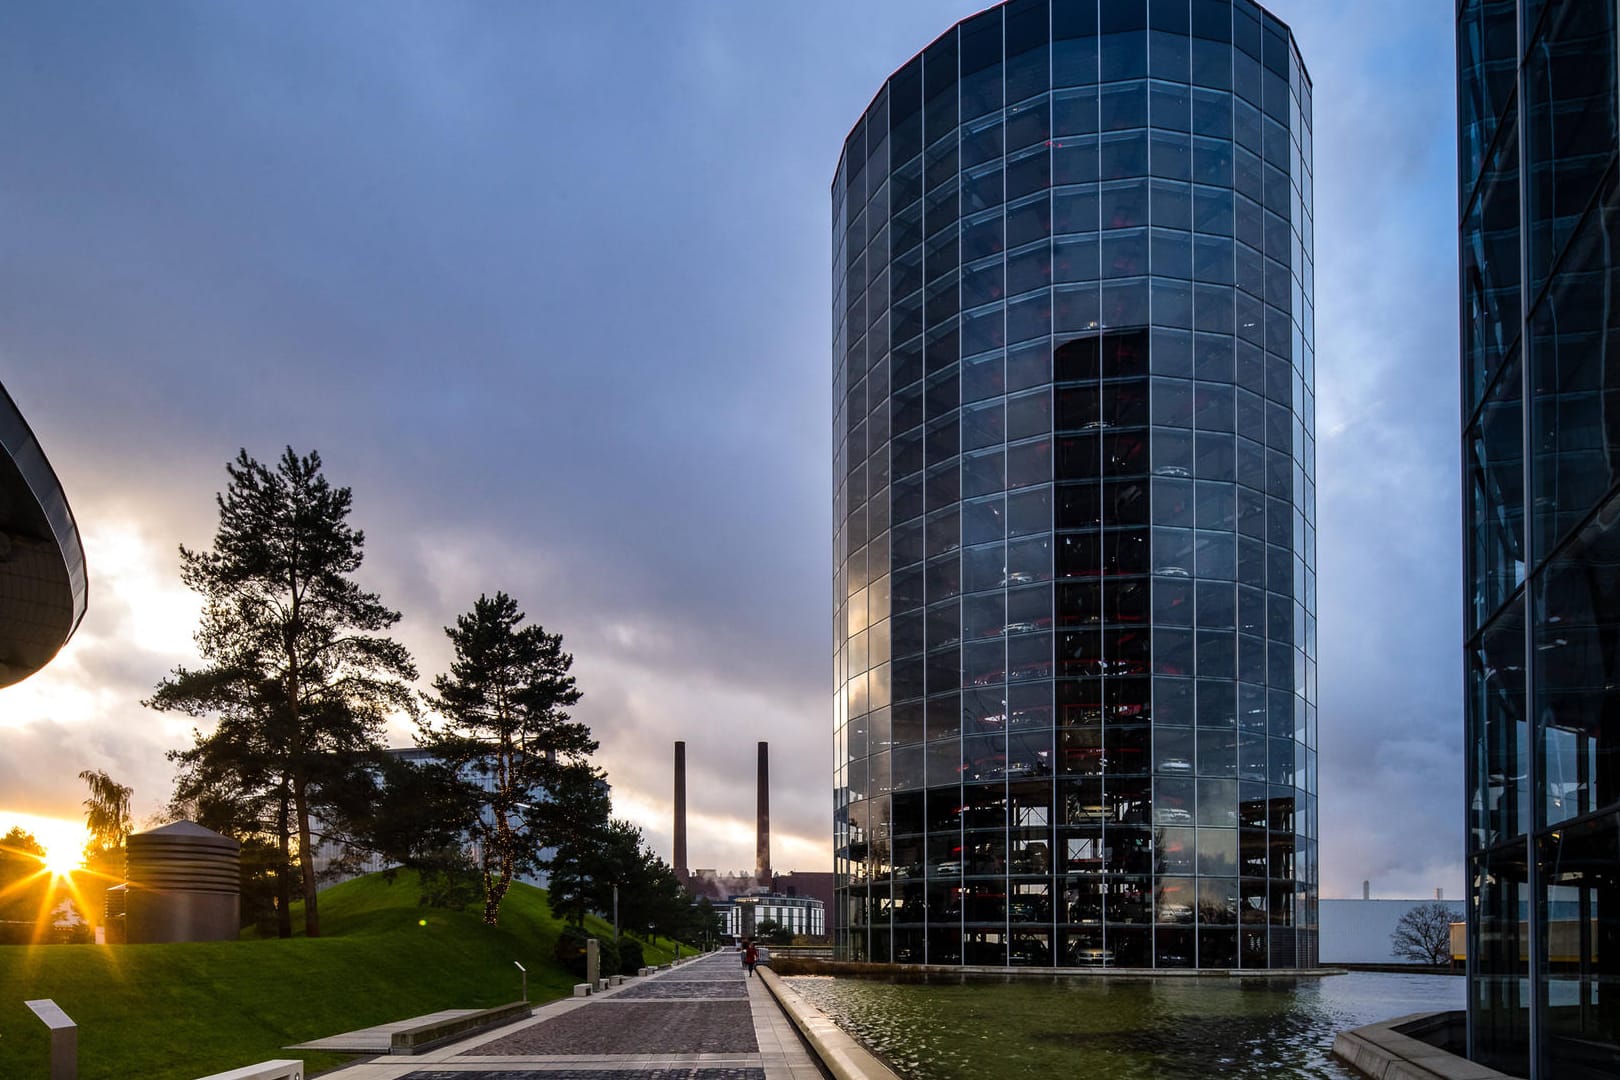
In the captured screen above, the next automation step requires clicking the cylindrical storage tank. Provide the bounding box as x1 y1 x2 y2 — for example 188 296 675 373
124 820 240 943
103 883 127 944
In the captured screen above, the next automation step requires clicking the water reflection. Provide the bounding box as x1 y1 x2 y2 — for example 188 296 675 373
783 971 1464 1079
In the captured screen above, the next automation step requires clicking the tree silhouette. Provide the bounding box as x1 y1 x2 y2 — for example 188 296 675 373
1391 901 1457 965
421 592 596 925
150 448 415 938
79 769 132 855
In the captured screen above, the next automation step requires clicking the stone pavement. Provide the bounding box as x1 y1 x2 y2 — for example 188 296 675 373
318 952 826 1080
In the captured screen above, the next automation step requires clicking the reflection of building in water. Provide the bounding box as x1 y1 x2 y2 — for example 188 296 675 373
0 379 87 687
1460 3 1620 1075
832 0 1318 969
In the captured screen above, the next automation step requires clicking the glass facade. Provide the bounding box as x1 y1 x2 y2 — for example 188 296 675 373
833 0 1316 970
0 379 87 687
1460 1 1620 1075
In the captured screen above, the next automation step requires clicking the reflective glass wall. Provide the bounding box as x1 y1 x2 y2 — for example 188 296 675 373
833 0 1317 970
1460 1 1620 1075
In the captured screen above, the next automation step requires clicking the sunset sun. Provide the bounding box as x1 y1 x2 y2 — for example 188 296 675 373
1 813 90 879
40 841 83 878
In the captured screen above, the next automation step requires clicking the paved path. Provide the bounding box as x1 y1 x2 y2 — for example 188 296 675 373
320 953 825 1080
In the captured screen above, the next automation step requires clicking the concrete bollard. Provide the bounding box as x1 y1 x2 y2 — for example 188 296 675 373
638 967 650 976
25 1000 75 1080
609 975 623 986
597 978 610 992
573 983 591 997
193 1062 305 1080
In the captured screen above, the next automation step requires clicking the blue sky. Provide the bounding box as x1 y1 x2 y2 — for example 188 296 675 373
0 1 1460 898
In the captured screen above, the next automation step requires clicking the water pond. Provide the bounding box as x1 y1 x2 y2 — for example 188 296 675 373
783 970 1464 1079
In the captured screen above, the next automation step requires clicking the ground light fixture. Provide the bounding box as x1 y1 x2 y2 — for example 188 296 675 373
514 960 527 1002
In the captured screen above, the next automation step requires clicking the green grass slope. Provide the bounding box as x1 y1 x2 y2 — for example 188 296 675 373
0 872 688 1080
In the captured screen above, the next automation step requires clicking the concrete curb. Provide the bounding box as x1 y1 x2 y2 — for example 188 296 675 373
770 957 1346 979
757 967 902 1080
1332 1011 1513 1080
388 1001 533 1055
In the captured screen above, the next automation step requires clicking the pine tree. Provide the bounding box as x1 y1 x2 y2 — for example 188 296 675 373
421 592 597 925
148 448 416 938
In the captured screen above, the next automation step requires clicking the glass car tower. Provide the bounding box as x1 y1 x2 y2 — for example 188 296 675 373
833 0 1317 969
1460 0 1620 1074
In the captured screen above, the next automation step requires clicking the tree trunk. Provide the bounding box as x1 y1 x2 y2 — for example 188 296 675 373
483 866 508 926
481 740 516 926
294 773 320 937
276 782 293 939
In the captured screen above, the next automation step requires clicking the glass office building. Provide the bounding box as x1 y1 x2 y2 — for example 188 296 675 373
1461 1 1620 1074
0 378 86 687
833 0 1317 969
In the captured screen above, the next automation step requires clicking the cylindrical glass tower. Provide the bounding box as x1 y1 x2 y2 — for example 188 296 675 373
833 0 1316 969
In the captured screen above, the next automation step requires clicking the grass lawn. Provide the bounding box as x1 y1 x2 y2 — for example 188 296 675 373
0 872 689 1080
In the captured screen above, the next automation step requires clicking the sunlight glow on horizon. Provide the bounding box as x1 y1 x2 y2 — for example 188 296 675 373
0 811 92 873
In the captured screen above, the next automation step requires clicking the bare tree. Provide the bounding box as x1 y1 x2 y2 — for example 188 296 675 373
1391 901 1457 965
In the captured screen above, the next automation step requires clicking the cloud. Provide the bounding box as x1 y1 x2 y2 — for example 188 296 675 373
1284 2 1465 898
0 1 1472 896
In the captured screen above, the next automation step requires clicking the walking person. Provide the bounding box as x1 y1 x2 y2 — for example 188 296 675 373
743 937 759 978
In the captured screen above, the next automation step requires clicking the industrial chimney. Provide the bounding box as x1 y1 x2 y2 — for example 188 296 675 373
756 741 770 885
674 741 688 880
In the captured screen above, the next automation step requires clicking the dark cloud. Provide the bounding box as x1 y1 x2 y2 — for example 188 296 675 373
0 2 1466 889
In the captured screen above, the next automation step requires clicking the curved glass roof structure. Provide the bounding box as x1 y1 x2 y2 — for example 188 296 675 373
0 379 87 687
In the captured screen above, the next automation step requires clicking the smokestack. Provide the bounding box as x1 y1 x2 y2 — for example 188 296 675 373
674 741 687 880
1363 880 1370 901
1436 888 1444 901
756 741 770 885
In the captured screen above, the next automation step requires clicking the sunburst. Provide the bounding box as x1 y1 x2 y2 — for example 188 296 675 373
41 841 82 879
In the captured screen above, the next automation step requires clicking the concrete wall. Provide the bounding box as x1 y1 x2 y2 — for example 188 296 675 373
1320 899 1465 964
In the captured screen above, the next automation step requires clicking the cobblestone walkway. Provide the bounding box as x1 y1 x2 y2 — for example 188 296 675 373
474 1000 756 1055
320 953 824 1080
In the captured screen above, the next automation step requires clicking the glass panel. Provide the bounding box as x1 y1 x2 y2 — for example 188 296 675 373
1524 1 1617 295
1528 180 1620 557
1467 350 1525 631
1464 106 1521 417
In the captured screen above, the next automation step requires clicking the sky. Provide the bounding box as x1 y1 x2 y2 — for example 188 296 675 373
0 1 1460 899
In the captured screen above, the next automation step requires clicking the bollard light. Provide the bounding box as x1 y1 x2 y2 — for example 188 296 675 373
514 960 527 1002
